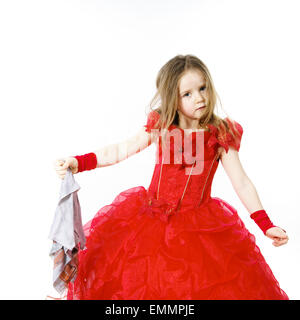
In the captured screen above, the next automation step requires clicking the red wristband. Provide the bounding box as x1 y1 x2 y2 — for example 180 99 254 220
74 152 97 173
250 209 276 235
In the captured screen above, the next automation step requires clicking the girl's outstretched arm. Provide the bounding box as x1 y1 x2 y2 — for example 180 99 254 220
94 126 156 168
54 126 157 179
219 147 263 214
220 147 289 246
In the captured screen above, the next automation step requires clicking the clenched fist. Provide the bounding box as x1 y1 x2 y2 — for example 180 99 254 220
53 157 78 179
266 227 289 247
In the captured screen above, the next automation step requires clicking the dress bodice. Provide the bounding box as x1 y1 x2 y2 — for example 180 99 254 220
143 110 243 214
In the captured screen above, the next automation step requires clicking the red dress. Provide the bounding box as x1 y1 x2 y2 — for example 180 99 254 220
67 110 289 300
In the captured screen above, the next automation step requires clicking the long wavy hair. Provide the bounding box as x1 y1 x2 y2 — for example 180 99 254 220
146 54 240 152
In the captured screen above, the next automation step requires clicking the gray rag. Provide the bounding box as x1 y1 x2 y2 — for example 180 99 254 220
48 168 86 294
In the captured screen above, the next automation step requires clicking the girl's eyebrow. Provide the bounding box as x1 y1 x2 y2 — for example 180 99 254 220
180 83 206 95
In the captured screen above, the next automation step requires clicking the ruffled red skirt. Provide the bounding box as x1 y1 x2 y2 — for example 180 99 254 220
67 186 289 300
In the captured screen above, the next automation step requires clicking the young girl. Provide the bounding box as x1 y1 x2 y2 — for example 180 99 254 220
54 54 289 300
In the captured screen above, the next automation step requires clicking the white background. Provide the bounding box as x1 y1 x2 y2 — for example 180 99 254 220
0 0 299 299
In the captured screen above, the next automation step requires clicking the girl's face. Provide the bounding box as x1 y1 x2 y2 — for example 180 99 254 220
177 69 208 122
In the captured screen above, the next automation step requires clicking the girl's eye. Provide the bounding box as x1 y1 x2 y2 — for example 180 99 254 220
183 86 206 97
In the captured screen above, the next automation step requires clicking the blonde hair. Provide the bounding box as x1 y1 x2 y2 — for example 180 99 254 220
146 54 239 151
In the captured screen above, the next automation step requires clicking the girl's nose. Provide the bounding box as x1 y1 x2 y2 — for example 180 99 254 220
195 92 205 104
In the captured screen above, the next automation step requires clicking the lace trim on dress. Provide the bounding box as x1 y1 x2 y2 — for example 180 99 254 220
144 111 243 154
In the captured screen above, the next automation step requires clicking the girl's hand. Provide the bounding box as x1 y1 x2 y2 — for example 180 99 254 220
53 157 78 179
265 227 289 247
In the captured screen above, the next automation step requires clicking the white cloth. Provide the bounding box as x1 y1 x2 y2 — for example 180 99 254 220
48 168 86 294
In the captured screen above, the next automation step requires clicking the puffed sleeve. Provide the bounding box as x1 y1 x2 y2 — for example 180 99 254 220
220 117 243 153
144 110 160 133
